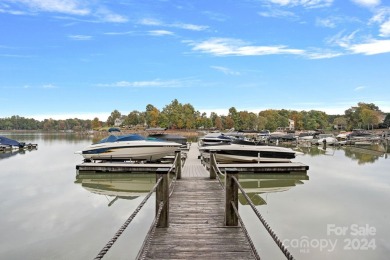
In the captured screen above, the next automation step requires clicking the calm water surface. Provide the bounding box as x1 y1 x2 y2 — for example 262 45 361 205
0 133 389 260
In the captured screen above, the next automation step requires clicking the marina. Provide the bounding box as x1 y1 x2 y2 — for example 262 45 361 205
0 132 389 259
76 143 307 259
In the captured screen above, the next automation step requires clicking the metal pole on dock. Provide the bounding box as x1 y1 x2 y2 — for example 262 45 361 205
209 151 216 179
156 168 169 228
175 150 182 179
225 168 238 226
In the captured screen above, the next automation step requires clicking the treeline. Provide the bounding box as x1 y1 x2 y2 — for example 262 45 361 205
1 100 389 132
0 116 92 131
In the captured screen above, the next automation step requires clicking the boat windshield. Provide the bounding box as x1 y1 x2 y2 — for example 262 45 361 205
97 134 146 144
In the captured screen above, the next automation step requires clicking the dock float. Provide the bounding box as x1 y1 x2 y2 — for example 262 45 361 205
76 162 172 174
218 162 309 173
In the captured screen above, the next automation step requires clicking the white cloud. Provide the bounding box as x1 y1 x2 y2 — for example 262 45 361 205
138 18 208 31
0 54 34 58
265 0 334 8
211 66 241 76
305 50 343 59
348 39 390 55
370 7 390 23
354 86 366 91
0 7 26 15
351 0 381 8
2 0 128 23
328 30 390 55
316 17 337 28
327 30 359 48
258 9 297 19
171 23 208 31
379 20 390 37
370 7 390 37
139 18 162 26
97 79 183 88
148 30 174 36
189 38 305 56
103 31 134 36
68 34 92 40
95 7 128 23
202 11 228 22
5 0 90 15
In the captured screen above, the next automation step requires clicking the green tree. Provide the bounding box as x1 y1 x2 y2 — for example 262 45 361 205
345 103 382 129
107 109 121 126
360 108 380 130
333 116 347 129
125 110 142 126
161 99 182 129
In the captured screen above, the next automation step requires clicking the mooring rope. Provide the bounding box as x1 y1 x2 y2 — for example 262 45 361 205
231 176 295 260
93 177 163 260
137 201 164 260
231 201 261 260
212 165 225 189
210 154 225 189
168 153 180 197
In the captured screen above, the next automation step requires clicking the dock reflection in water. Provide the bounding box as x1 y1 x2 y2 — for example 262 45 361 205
238 173 309 206
297 143 388 164
75 173 156 206
0 147 38 160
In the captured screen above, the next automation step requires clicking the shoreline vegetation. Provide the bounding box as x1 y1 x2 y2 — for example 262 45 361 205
1 100 389 133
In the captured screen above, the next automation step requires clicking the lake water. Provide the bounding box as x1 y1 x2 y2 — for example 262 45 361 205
0 133 389 260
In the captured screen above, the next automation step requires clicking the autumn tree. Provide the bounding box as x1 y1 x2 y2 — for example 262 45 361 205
92 117 101 129
145 104 160 127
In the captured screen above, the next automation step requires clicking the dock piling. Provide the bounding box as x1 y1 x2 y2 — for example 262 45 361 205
156 168 169 228
225 168 239 226
209 151 217 179
175 150 182 179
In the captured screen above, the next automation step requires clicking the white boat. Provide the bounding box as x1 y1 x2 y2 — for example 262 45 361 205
298 131 316 141
199 144 300 163
199 132 232 146
75 133 181 161
311 134 338 145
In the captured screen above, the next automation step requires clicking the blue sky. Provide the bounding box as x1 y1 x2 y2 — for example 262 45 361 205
1 0 389 121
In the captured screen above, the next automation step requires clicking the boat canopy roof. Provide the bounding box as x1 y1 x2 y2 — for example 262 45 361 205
108 127 121 133
97 134 146 144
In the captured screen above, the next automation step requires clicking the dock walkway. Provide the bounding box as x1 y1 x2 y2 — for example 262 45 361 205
142 143 256 259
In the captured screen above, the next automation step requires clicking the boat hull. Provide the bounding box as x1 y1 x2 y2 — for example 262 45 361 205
199 144 297 163
80 141 180 161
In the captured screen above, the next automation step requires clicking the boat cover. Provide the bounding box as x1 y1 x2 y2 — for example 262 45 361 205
97 134 146 144
0 136 25 147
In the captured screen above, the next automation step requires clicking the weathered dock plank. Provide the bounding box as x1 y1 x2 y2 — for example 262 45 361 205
141 143 256 259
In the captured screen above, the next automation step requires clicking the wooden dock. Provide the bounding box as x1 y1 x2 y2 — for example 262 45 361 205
139 143 257 259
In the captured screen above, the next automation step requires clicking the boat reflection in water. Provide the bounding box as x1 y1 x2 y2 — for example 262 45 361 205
238 173 309 206
75 173 157 206
0 147 38 160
